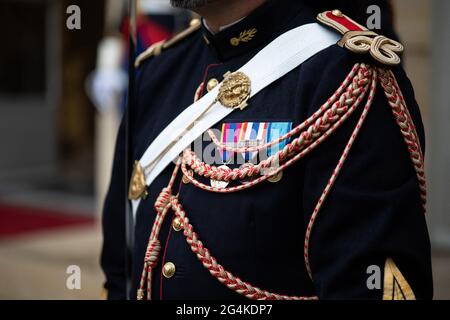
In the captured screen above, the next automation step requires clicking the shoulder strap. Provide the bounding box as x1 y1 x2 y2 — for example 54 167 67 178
317 10 404 66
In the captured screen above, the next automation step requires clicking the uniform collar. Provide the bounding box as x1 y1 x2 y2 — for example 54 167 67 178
201 0 309 61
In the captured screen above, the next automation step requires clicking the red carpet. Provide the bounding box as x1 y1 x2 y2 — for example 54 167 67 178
0 203 95 239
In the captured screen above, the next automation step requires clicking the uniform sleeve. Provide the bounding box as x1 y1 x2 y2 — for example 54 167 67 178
300 47 433 299
100 114 127 300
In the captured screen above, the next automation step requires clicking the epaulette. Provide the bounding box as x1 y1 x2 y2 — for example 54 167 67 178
134 19 202 68
317 9 404 66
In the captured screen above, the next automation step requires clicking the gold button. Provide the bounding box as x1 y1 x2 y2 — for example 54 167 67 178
207 78 219 92
268 171 283 183
190 18 200 27
172 217 183 232
332 9 343 17
162 262 176 279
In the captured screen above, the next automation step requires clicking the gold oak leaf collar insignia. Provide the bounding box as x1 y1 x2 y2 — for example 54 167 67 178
230 28 258 47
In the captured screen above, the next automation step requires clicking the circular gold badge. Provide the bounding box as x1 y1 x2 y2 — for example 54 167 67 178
217 72 251 110
239 162 255 185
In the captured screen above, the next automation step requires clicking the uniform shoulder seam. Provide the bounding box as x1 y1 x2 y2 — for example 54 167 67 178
135 19 201 68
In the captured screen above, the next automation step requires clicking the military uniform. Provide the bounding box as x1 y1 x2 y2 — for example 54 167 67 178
101 0 433 300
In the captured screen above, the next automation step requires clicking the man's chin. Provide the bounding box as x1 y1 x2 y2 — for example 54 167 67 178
170 0 216 10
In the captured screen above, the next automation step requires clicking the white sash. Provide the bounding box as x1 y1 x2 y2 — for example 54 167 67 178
132 23 339 216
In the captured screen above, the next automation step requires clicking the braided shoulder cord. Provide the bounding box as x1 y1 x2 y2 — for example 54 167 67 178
137 63 426 300
378 69 426 207
303 67 427 280
303 69 378 278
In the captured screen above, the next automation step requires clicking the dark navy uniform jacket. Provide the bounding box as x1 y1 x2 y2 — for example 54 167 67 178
101 0 433 300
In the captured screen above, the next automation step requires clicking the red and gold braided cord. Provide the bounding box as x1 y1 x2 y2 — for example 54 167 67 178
137 159 181 300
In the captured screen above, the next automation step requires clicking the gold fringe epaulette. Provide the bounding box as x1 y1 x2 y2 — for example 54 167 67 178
135 19 201 68
317 10 404 66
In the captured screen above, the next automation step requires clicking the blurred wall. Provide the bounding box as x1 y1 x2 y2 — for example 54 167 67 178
59 0 105 194
394 0 450 250
0 0 61 185
394 0 430 120
0 0 105 196
428 0 450 249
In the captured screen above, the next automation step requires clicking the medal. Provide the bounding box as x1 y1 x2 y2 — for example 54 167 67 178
264 165 283 183
267 171 283 183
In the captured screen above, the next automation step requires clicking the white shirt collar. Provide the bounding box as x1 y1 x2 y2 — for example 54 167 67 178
202 17 246 34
